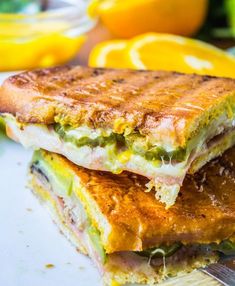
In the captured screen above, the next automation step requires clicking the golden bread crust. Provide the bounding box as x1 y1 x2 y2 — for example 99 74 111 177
2 66 235 146
39 147 235 253
28 176 219 285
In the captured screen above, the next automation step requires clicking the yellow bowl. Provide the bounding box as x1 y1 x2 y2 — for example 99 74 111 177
0 0 95 71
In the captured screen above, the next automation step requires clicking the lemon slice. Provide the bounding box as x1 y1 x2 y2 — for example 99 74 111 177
89 40 128 68
126 33 235 78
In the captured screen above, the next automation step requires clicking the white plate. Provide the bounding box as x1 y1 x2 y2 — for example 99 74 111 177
0 73 218 286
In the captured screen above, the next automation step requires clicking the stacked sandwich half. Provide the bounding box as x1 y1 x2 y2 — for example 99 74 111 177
1 66 235 285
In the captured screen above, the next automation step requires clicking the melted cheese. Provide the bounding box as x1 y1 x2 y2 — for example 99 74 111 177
4 113 235 207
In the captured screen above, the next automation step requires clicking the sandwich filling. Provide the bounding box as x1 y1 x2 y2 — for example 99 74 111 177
4 111 235 207
29 150 235 284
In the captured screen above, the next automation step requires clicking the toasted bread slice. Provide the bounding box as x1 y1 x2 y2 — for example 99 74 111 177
29 148 235 253
30 149 235 284
30 174 217 285
2 66 235 206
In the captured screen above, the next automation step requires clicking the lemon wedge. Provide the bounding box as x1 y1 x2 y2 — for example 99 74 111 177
125 33 235 78
89 33 235 78
89 40 128 68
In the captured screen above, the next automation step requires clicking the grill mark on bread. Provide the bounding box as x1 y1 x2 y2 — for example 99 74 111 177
2 66 235 146
37 147 235 252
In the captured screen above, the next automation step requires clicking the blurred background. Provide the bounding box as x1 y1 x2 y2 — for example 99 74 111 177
1 0 235 76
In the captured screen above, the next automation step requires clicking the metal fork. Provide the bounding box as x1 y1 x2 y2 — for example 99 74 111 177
202 257 235 286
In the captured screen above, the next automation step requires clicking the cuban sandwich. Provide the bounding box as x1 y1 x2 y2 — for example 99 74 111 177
2 66 235 207
29 148 235 285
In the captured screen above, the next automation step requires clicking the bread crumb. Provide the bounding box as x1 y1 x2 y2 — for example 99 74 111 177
45 264 55 269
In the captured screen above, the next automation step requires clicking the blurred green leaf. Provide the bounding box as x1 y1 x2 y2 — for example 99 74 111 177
197 0 228 40
225 0 235 35
0 0 40 13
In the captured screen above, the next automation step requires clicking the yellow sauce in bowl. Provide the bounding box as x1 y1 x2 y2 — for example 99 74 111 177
0 1 94 71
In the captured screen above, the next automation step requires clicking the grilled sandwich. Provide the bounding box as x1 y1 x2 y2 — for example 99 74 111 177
29 148 235 285
2 66 235 207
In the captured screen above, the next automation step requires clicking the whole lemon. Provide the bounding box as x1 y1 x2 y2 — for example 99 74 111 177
89 0 208 38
